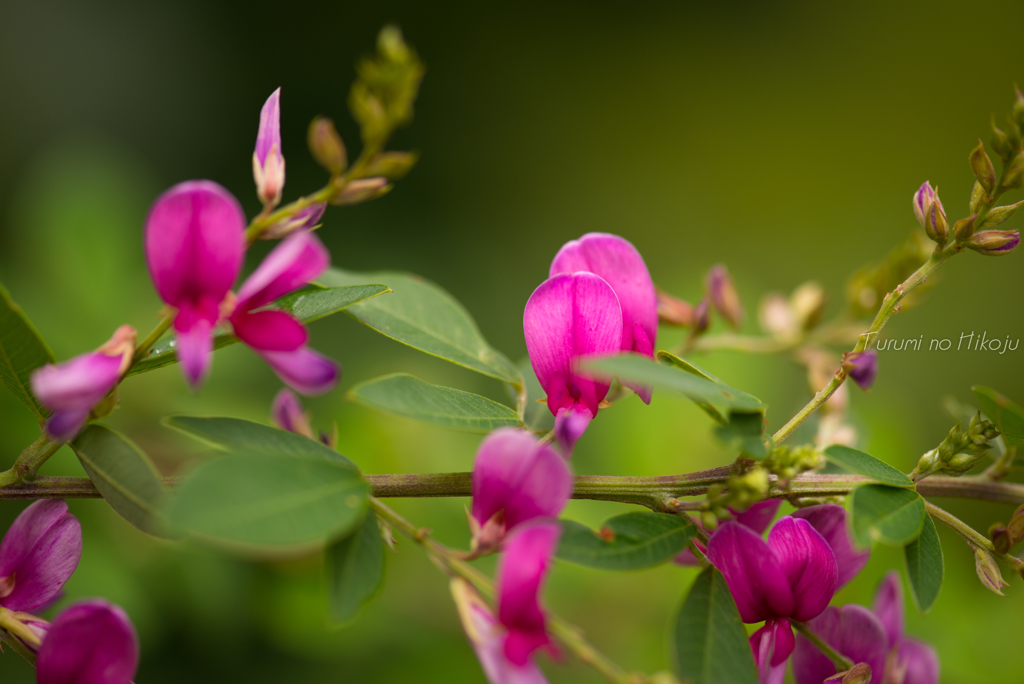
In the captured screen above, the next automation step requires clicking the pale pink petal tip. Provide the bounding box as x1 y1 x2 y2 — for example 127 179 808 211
259 346 339 395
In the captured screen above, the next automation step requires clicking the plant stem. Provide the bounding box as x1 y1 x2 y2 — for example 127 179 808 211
369 498 640 684
0 437 62 488
0 628 37 666
924 501 1024 571
130 313 174 367
792 621 853 671
983 446 1018 480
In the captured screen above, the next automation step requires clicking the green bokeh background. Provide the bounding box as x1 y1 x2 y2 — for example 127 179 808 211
2 1 1023 682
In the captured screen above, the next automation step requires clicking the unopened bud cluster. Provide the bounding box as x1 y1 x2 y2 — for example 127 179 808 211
911 413 998 479
762 444 823 484
701 467 769 530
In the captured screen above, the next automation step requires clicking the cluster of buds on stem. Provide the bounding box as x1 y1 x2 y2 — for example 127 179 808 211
700 466 769 530
762 444 823 485
988 503 1024 554
911 413 999 480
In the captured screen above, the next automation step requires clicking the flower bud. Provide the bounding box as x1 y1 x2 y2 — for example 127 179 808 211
364 151 419 180
992 117 1016 162
330 177 391 206
841 350 877 390
979 199 1024 228
953 213 978 243
253 88 286 207
969 181 987 214
1008 503 1024 544
974 546 1010 595
307 117 347 176
970 140 997 194
823 662 873 684
271 389 314 439
965 229 1020 256
693 298 711 333
259 202 327 241
706 264 743 329
656 287 695 327
1013 85 1024 131
790 281 826 331
913 181 947 244
990 523 1011 554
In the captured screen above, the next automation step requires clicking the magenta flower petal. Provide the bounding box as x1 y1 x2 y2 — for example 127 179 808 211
792 605 888 684
767 517 838 622
255 87 282 166
231 310 308 352
497 522 561 666
791 504 869 589
145 180 245 310
705 521 795 623
257 346 339 395
44 410 94 443
472 429 572 535
735 500 782 534
31 352 123 440
842 350 878 390
553 406 591 458
271 389 313 437
36 600 138 684
236 231 330 311
898 637 940 684
524 272 622 418
0 500 81 612
173 311 215 389
872 571 904 648
750 618 793 684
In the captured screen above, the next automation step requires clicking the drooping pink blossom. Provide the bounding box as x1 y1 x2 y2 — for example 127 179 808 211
35 600 139 684
253 87 285 207
471 429 572 550
791 504 870 589
549 233 657 403
496 521 561 666
30 326 137 441
0 500 81 612
524 272 622 454
674 499 781 566
145 180 246 388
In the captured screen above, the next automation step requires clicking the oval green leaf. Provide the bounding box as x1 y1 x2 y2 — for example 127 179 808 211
657 351 729 424
129 284 389 376
850 485 926 547
326 512 386 625
904 513 943 613
319 268 522 386
0 283 56 421
672 568 759 684
71 424 169 536
824 445 914 487
556 512 697 571
348 373 523 433
972 386 1024 447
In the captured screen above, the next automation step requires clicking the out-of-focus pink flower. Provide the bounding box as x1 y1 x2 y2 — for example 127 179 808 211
271 388 314 438
842 350 878 390
0 500 81 612
229 231 338 395
471 429 572 550
707 264 744 330
35 600 139 684
524 272 622 454
550 233 657 403
145 180 246 388
675 500 781 566
253 87 285 207
496 522 561 666
31 326 137 441
451 578 550 684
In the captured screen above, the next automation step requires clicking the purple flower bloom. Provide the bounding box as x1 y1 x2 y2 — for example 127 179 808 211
550 233 657 403
260 202 327 240
497 521 561 666
791 504 870 589
842 350 877 390
145 180 246 388
451 578 550 684
253 87 285 207
0 500 81 612
524 272 623 453
229 230 338 395
31 326 137 441
471 429 572 550
675 500 781 566
35 600 139 684
792 572 939 684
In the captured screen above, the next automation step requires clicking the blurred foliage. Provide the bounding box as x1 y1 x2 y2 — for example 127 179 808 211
2 1 1024 682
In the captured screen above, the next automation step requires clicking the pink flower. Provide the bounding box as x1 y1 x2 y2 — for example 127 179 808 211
791 504 870 589
451 578 551 684
271 388 314 438
470 429 573 550
145 180 246 388
706 515 839 679
496 521 561 666
549 233 657 403
31 326 137 441
35 600 139 684
0 500 81 612
842 350 878 390
253 87 285 207
674 499 781 565
523 272 622 454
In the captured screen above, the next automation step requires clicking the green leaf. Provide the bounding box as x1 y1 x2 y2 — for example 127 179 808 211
128 284 389 376
972 386 1024 447
585 353 764 415
164 416 358 471
71 425 169 536
326 512 386 625
715 412 769 459
657 351 729 424
0 283 56 421
849 485 926 547
318 268 522 386
904 514 943 613
556 512 697 571
824 445 915 487
348 373 523 433
507 356 552 432
672 568 759 684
